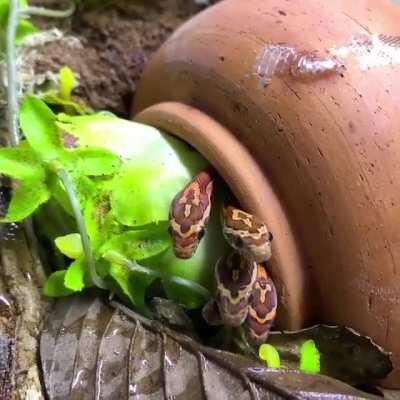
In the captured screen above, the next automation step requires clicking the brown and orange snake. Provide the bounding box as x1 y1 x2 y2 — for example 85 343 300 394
169 169 277 343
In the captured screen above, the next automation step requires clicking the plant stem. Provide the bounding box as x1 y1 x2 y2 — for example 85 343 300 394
6 0 20 147
57 169 107 290
104 250 212 301
6 1 45 260
20 3 76 19
6 1 76 147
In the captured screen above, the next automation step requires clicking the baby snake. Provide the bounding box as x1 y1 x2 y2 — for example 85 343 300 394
169 169 277 343
169 170 213 259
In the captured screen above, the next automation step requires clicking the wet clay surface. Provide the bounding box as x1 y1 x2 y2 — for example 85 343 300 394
31 0 219 117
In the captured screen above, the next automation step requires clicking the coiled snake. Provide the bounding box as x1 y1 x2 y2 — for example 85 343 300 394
169 169 277 343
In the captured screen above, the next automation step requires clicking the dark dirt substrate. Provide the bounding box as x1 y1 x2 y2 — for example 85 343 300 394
31 0 221 117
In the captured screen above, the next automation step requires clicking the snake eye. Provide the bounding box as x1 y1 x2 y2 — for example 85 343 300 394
268 232 273 241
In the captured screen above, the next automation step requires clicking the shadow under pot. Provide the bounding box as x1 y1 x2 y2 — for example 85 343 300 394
132 0 400 388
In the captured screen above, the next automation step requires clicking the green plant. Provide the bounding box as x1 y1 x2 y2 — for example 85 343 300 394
259 339 321 374
299 339 321 374
0 94 230 309
0 0 37 48
42 66 93 115
4 0 76 149
259 343 281 369
1 1 227 312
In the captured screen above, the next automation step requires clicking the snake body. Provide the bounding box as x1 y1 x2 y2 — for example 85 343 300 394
202 262 277 343
169 169 277 343
169 170 213 259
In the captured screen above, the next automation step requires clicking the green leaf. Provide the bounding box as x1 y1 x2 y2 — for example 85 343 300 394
19 96 61 161
0 1 37 49
67 172 96 210
110 163 184 227
55 233 83 259
84 193 108 249
0 2 9 27
0 147 44 180
259 344 281 369
64 257 86 291
54 113 207 177
95 258 110 279
2 179 50 222
47 170 95 217
109 263 153 310
100 225 171 261
42 92 92 115
47 171 73 215
104 250 211 310
73 173 96 204
109 263 134 304
37 113 228 308
300 340 320 374
15 19 38 45
43 270 74 297
63 148 121 176
83 189 121 252
0 0 30 27
59 66 76 100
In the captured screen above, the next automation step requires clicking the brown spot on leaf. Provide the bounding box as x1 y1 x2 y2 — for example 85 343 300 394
62 132 79 149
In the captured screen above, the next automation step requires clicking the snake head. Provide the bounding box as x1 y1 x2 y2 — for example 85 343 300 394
221 206 273 263
245 264 277 344
215 251 257 327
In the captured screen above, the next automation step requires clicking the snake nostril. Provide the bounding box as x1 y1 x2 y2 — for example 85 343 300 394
268 232 273 241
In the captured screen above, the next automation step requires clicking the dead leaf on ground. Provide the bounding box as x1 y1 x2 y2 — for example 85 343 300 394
40 293 381 399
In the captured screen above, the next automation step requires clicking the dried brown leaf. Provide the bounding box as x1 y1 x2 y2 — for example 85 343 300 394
40 294 381 399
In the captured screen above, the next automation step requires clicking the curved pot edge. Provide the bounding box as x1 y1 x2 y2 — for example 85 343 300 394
134 101 312 330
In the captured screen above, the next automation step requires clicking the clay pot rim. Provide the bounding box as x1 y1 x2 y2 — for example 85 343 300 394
134 101 308 329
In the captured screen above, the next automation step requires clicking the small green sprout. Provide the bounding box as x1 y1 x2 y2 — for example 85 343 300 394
258 344 281 369
299 339 321 374
59 66 76 100
42 66 92 115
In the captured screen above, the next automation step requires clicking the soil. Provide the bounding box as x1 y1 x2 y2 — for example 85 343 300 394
31 0 221 117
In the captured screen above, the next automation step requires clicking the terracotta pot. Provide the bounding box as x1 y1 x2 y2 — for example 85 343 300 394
133 0 400 387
